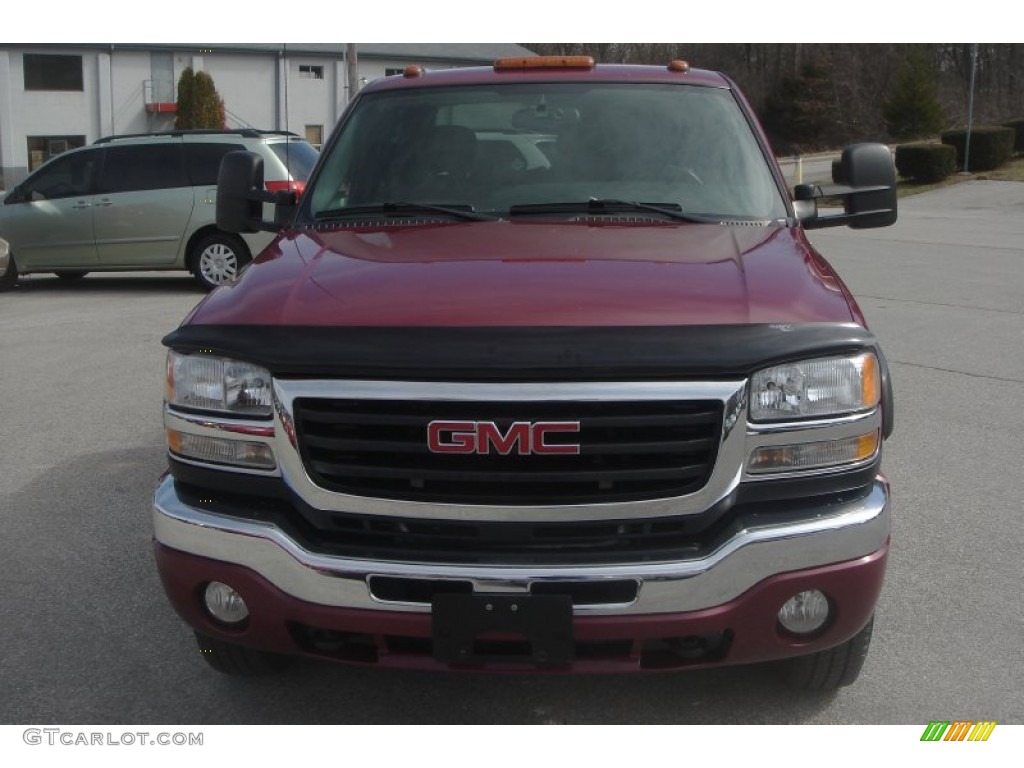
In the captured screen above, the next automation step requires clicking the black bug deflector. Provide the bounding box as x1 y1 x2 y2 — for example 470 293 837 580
164 323 876 379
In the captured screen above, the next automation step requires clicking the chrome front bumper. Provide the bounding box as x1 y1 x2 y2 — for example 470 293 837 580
152 475 890 617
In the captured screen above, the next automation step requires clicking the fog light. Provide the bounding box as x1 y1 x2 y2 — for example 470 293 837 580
778 590 830 635
204 582 249 625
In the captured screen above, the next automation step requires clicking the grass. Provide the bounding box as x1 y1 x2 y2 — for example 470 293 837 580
897 154 1024 197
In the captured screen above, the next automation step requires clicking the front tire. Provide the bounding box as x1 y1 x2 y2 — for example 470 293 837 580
778 616 874 691
194 632 291 676
190 232 251 291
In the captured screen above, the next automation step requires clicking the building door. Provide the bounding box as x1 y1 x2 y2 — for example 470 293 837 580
150 52 175 104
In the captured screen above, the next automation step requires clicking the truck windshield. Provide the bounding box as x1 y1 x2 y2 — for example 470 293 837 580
306 82 788 222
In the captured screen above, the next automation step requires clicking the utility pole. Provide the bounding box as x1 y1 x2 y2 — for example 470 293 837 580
346 44 359 104
964 43 978 173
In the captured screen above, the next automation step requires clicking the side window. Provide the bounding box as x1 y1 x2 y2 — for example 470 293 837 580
98 145 187 194
183 143 245 186
21 150 99 201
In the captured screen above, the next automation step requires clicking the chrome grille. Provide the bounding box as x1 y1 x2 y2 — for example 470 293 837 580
293 398 723 504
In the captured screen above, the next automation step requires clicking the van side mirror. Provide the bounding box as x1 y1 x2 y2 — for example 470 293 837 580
794 143 898 230
216 151 297 233
4 184 27 205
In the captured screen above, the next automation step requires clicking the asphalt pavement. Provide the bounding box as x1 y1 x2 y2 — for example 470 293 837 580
0 181 1021 724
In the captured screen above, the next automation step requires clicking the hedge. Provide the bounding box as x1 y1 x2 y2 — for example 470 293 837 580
1002 118 1024 153
941 126 1015 171
895 143 957 182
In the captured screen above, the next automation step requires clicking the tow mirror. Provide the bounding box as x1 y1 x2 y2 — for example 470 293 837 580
216 151 297 233
794 143 897 230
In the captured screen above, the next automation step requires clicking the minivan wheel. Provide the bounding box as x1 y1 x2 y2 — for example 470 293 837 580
55 270 89 280
777 615 874 691
0 253 18 291
191 233 251 291
194 632 291 676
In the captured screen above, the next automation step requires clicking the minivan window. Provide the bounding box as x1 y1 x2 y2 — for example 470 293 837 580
18 149 99 201
268 140 319 181
98 145 187 194
184 143 246 186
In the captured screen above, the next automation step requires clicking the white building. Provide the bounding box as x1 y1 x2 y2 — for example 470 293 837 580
0 43 535 187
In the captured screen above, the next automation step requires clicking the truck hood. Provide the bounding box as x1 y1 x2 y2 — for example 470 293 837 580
188 221 856 327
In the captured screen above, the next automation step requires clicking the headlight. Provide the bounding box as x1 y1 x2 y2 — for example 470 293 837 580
166 351 273 417
749 352 879 422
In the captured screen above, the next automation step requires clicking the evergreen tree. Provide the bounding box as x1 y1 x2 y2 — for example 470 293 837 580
883 50 945 140
174 67 195 129
175 67 226 130
762 59 838 151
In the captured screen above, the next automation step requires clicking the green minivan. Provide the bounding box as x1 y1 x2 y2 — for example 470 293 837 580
0 130 318 291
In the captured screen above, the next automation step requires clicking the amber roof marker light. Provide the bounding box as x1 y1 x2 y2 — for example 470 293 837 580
403 65 424 78
668 60 690 73
494 56 596 71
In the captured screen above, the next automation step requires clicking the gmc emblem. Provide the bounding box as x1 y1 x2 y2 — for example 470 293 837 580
427 420 581 455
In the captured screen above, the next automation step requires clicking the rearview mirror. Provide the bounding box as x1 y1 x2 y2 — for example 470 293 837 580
4 184 27 205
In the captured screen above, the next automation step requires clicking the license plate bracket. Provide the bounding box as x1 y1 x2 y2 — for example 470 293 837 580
432 593 574 666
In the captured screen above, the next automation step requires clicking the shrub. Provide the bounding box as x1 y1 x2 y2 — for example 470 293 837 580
1002 118 1024 153
895 143 956 182
941 126 1015 171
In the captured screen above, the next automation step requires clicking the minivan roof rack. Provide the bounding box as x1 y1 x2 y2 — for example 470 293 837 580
94 129 300 144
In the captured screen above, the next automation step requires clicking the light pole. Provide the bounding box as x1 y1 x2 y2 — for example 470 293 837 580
964 43 978 173
346 44 359 105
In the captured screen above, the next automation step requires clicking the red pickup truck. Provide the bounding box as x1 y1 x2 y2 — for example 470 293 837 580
154 56 896 690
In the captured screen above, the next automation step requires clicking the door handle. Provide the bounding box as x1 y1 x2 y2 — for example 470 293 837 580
72 201 92 209
94 199 113 207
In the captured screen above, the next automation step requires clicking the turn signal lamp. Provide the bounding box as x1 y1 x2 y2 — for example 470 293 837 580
748 431 880 474
166 429 276 470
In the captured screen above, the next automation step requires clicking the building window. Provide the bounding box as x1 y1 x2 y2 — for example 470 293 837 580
305 125 324 151
298 65 324 80
385 68 405 77
24 54 84 91
27 135 86 172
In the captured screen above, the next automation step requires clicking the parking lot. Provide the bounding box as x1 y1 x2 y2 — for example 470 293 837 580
1 180 1022 724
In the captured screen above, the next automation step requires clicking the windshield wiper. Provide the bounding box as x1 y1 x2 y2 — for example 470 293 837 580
315 202 496 222
508 199 723 224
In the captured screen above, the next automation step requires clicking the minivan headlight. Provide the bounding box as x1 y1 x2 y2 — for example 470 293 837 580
749 352 879 421
166 351 273 417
